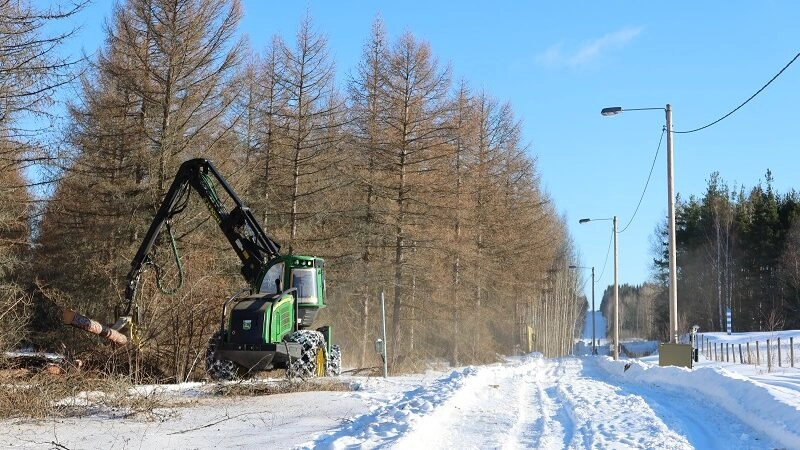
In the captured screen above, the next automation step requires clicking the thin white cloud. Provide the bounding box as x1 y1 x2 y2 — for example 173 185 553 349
537 43 564 67
537 26 645 69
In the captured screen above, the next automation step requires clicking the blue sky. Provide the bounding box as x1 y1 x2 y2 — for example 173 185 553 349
55 1 800 303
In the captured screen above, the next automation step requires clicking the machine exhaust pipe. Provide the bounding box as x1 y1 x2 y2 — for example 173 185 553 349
63 309 129 346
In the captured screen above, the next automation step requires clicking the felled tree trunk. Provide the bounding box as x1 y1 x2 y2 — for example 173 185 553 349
63 310 128 345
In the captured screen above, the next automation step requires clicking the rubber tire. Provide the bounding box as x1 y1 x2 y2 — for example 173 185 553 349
285 330 326 379
205 330 240 381
326 344 341 376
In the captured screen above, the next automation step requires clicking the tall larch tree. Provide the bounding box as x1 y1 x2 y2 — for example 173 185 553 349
442 80 476 366
33 0 245 381
237 37 288 228
266 15 345 254
379 32 452 363
0 0 84 351
342 17 395 367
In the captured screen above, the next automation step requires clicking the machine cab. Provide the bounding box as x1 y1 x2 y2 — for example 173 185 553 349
258 255 326 327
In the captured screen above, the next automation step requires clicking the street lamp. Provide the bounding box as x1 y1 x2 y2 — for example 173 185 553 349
579 216 618 360
601 104 678 344
569 264 596 355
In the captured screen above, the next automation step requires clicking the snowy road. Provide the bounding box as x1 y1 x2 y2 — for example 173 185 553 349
2 349 797 449
304 355 782 449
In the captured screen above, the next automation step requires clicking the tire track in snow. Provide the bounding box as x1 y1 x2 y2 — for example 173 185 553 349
509 358 570 449
393 355 576 449
496 357 693 449
302 356 778 449
396 356 547 449
551 358 692 449
390 356 686 449
297 367 478 449
586 358 783 449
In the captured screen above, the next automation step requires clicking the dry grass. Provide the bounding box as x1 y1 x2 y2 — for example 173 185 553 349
207 378 352 397
0 365 352 421
0 344 353 420
0 371 166 420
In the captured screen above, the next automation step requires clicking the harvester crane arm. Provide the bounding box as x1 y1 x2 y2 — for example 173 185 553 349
122 158 281 316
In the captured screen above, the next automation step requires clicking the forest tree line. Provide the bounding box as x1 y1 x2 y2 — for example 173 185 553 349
600 171 800 341
0 0 584 381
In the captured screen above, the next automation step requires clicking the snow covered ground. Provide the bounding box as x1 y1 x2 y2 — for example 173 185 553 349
2 332 800 449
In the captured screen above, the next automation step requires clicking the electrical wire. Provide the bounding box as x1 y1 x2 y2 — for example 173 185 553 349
578 118 663 297
594 226 614 286
577 52 799 296
674 51 800 134
619 126 666 234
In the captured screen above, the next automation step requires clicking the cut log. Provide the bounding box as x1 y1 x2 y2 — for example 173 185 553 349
63 309 128 346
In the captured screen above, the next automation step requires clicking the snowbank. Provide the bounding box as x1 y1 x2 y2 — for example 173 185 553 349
597 356 800 448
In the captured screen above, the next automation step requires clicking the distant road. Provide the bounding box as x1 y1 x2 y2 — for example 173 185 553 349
581 309 607 342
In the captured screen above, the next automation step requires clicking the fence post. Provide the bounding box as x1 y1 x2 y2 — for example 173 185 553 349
738 344 743 365
778 337 782 368
791 337 795 368
746 342 751 364
714 342 718 361
756 341 760 366
727 343 731 362
732 343 736 363
767 339 772 372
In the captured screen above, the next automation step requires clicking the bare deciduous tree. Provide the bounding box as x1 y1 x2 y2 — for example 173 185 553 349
32 0 246 382
0 0 86 352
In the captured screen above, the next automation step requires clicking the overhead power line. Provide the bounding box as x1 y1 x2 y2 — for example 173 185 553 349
594 227 614 287
619 127 666 234
675 51 800 134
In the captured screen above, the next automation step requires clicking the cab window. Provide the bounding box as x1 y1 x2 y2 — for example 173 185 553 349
291 268 318 304
259 262 285 294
